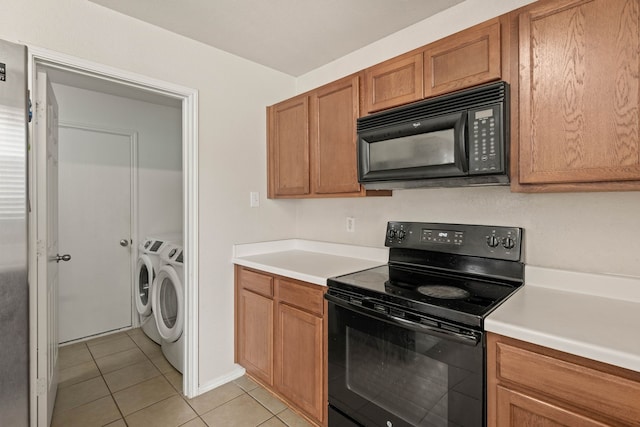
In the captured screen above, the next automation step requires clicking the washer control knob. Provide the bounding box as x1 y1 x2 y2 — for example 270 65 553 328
503 237 515 249
387 229 396 239
396 229 406 240
487 235 499 248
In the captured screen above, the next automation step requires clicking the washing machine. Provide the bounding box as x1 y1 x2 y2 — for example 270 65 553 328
152 244 185 373
135 237 177 344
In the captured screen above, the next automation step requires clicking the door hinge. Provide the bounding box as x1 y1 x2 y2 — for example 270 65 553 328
36 240 46 257
36 377 46 396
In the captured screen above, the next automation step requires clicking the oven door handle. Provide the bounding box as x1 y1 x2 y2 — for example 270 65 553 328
325 294 480 346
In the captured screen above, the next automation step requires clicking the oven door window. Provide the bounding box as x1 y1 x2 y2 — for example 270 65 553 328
328 302 483 427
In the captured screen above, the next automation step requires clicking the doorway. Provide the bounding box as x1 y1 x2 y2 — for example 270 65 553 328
28 47 199 427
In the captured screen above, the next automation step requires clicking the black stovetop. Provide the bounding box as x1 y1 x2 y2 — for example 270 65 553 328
327 222 525 329
328 263 522 328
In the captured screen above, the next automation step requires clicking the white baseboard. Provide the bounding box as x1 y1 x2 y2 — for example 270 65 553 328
196 365 247 395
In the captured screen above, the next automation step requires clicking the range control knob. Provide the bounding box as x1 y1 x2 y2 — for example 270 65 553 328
502 237 515 249
396 229 406 240
486 235 500 248
387 229 396 239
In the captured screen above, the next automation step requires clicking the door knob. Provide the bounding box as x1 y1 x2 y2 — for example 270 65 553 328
120 239 129 247
55 254 71 263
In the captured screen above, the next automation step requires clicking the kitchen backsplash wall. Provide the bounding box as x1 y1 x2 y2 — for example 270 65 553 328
294 188 640 278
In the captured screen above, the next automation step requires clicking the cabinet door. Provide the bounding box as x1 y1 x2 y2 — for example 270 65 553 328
364 52 423 113
424 18 502 98
267 95 310 197
275 302 324 423
310 75 362 195
495 386 608 427
518 0 640 186
237 288 274 386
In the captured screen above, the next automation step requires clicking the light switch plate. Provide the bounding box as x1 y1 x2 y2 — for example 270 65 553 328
250 192 260 207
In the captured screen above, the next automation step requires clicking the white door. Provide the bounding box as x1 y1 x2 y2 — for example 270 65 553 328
35 70 59 427
57 126 133 342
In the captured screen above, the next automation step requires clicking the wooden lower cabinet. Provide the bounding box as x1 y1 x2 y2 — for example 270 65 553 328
487 333 640 427
275 302 324 422
495 386 609 427
235 266 327 426
236 287 274 386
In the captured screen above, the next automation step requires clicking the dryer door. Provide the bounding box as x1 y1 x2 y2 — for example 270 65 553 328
152 265 184 342
135 255 154 316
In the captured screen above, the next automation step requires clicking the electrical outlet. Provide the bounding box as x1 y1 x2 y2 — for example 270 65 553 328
250 192 260 207
346 216 355 232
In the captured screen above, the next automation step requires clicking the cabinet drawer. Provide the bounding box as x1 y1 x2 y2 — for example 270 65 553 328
238 268 274 298
495 340 640 425
277 279 324 316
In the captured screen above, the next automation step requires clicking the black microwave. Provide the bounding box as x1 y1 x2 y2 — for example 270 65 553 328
357 81 509 189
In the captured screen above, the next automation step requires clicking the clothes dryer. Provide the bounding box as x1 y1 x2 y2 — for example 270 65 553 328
152 244 185 373
135 237 175 344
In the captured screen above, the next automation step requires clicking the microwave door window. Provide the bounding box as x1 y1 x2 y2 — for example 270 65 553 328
369 129 455 172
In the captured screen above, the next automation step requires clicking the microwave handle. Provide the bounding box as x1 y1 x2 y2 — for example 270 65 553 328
457 112 468 172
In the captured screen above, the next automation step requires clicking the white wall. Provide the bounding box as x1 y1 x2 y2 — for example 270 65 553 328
294 0 640 279
52 83 183 241
0 0 297 389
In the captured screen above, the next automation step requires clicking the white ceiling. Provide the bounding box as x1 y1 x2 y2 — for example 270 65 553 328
89 0 465 77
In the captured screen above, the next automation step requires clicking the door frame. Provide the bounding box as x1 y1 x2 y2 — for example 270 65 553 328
58 122 140 337
27 46 200 425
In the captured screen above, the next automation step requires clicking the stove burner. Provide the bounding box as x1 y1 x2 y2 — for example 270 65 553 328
417 285 471 300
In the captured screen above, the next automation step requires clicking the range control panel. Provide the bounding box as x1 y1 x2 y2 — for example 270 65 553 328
386 221 522 261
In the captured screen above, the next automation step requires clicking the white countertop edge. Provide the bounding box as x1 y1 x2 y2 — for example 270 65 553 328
232 258 328 286
485 317 640 373
233 239 389 263
525 265 640 302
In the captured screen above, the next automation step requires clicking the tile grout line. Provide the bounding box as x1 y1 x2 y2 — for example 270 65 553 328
57 330 306 427
90 334 129 426
54 340 126 426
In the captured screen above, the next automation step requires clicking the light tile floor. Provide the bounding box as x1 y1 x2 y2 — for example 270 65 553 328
54 328 313 427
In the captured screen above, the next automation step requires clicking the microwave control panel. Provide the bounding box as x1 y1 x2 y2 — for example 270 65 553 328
468 104 503 174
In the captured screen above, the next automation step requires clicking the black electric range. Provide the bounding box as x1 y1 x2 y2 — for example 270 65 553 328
328 221 524 329
325 222 524 427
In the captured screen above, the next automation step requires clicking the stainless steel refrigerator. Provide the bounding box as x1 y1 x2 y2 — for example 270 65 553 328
0 39 29 427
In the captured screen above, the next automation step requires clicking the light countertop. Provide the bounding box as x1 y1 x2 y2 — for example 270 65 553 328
233 240 640 373
486 266 640 373
232 239 388 286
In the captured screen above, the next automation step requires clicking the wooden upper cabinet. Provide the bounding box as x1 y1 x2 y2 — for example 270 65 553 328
310 75 361 195
515 0 640 191
268 74 390 199
364 52 424 113
424 18 502 97
267 94 310 197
